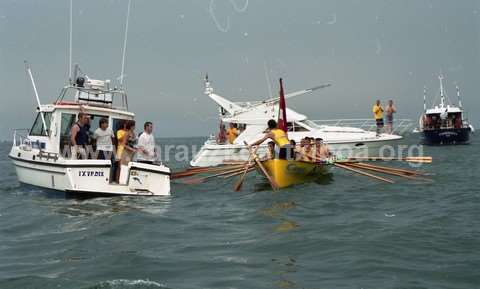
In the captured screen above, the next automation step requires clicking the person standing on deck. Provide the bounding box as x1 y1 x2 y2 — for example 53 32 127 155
385 100 397 134
70 112 89 159
137 122 156 164
93 118 114 161
250 119 290 159
226 123 239 144
372 100 384 136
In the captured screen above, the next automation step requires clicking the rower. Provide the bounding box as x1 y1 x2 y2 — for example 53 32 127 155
250 119 290 160
315 137 331 162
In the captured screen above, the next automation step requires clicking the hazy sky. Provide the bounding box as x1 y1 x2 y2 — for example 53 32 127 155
1 0 479 140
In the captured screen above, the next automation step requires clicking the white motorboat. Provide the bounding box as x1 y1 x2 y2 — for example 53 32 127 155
9 65 171 196
190 76 410 167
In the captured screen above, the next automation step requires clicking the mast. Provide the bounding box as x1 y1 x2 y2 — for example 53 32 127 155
438 74 445 108
423 86 427 112
456 83 463 109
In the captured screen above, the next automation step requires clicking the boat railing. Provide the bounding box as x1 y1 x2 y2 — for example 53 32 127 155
309 118 414 135
13 128 32 148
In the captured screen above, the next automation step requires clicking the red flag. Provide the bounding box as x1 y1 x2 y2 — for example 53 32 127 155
278 78 288 132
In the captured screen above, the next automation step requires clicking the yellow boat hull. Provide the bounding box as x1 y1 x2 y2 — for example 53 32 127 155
261 159 329 189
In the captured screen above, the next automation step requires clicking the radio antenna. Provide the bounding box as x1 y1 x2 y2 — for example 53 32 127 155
68 0 73 84
120 0 132 87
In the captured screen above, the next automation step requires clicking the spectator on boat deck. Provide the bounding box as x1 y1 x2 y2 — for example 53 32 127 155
137 122 156 164
385 100 397 134
226 123 239 144
372 100 384 136
115 120 137 182
93 118 114 161
114 121 127 183
70 112 90 159
217 123 227 144
250 119 290 160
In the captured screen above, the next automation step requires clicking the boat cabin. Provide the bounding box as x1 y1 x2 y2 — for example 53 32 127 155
25 75 134 157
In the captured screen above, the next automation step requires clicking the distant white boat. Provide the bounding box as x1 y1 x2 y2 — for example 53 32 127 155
190 76 411 167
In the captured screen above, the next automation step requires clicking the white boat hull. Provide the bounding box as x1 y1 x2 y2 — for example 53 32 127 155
190 135 402 167
9 148 171 196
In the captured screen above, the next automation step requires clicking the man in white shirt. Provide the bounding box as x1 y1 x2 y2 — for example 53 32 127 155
137 121 156 164
93 118 114 161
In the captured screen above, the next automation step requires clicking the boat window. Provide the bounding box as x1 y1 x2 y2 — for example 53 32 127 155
287 121 310 132
30 112 52 136
88 114 109 131
59 113 76 153
112 118 127 133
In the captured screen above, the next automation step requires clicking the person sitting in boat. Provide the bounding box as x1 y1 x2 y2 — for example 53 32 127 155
250 119 290 160
372 100 384 136
92 117 114 161
289 139 297 160
314 138 332 162
70 112 90 160
226 123 239 144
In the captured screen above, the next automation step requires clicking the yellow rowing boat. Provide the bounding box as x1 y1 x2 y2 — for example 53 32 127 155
260 159 329 189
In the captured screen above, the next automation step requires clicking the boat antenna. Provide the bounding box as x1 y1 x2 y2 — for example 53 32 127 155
119 0 132 88
423 86 427 112
263 60 273 99
25 61 49 136
455 83 462 109
68 0 73 84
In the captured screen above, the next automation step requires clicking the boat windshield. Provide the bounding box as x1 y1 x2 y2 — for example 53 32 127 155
299 120 319 129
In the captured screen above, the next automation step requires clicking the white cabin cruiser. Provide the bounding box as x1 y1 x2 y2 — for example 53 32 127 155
190 77 406 167
9 66 171 196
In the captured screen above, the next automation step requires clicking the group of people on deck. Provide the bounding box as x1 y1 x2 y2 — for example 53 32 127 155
372 99 397 136
251 119 331 163
69 111 157 183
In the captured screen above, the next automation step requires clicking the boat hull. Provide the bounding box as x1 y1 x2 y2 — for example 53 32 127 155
261 159 329 189
9 149 171 196
191 137 401 167
422 127 471 145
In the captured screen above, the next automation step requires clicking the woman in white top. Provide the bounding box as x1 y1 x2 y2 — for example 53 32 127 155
93 118 114 161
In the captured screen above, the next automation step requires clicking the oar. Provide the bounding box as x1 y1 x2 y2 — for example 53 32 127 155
351 162 426 176
234 145 260 191
224 166 256 178
346 156 432 163
172 164 245 179
182 167 249 185
344 163 431 181
244 141 279 191
334 163 395 183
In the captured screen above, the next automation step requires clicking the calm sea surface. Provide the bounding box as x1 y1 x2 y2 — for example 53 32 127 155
0 134 479 289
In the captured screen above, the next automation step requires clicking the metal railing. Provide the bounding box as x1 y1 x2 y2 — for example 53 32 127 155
12 129 31 148
309 118 414 135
